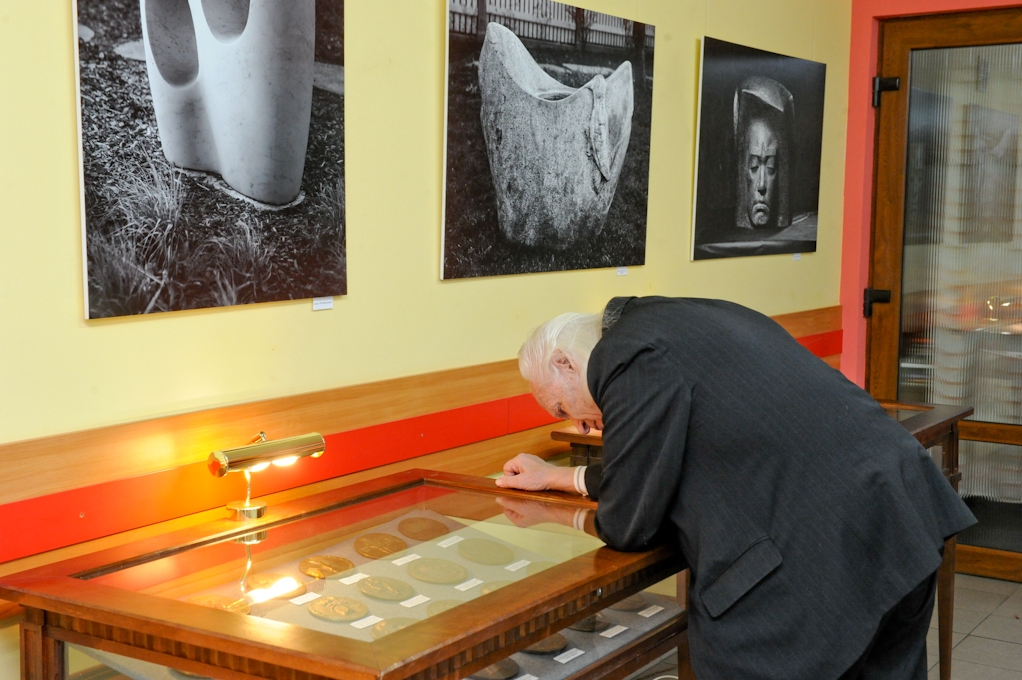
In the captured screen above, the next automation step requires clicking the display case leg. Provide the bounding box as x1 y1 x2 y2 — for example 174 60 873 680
937 536 956 680
20 608 64 680
677 629 697 680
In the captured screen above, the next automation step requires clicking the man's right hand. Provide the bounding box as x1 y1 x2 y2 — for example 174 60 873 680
495 454 576 493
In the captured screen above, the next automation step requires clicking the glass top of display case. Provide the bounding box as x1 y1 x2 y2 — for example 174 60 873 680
1 471 685 680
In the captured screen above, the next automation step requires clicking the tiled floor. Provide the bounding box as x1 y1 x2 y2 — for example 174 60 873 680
927 574 1022 679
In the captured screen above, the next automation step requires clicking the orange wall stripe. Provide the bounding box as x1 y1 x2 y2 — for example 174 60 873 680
796 330 843 359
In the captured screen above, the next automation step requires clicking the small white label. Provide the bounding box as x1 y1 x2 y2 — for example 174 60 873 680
438 535 465 548
515 675 539 680
600 625 628 638
792 253 801 261
289 592 322 606
616 267 628 276
351 615 383 629
455 578 484 592
339 572 370 585
505 559 531 572
637 605 665 618
392 553 421 565
554 648 585 664
400 594 431 608
312 296 334 310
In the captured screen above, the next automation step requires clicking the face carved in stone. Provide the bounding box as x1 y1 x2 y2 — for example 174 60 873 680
745 118 778 228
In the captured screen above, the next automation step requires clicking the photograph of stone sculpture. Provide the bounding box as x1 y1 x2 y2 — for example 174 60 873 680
76 0 345 318
692 37 826 260
442 0 655 279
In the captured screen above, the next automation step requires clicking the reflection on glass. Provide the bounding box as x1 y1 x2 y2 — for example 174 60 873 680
79 487 604 644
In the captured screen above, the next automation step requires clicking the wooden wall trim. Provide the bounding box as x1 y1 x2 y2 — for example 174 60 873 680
957 544 1022 583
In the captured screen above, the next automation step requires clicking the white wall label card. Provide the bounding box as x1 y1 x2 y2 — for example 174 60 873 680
312 297 334 310
792 253 801 261
392 554 421 565
290 592 321 606
505 559 531 572
554 649 585 664
616 267 628 276
637 605 665 618
455 578 484 591
600 625 628 638
400 594 431 608
339 572 370 585
351 615 383 629
438 535 464 548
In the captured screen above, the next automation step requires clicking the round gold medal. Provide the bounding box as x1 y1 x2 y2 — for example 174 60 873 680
299 555 355 579
354 533 409 559
523 633 568 654
608 593 648 611
470 659 520 680
357 575 416 601
569 611 610 632
245 573 307 600
425 599 463 617
370 617 418 640
308 596 369 623
183 594 250 615
457 538 515 566
398 517 451 541
407 558 468 585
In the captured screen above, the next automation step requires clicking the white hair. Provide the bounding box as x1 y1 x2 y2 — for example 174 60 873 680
518 312 602 384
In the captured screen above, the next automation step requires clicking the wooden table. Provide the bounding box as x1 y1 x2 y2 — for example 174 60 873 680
553 401 974 680
3 469 687 680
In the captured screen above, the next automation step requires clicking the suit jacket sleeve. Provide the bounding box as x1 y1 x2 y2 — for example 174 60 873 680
587 342 691 551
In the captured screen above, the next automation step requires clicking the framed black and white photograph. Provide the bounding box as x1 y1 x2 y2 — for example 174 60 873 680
691 37 826 260
76 0 345 318
442 0 654 279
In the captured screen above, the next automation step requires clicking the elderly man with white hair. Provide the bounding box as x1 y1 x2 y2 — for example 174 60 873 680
496 296 974 680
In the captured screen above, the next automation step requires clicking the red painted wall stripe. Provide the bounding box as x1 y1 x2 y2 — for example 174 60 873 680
797 329 843 359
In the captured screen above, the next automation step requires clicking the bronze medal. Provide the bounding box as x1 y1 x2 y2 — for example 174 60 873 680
299 555 355 579
425 599 463 617
308 596 369 623
457 538 515 565
569 611 610 632
398 517 451 541
355 533 409 559
357 575 416 601
245 573 307 600
407 558 468 585
370 617 418 640
479 580 512 596
470 658 520 680
526 561 554 576
608 593 648 611
522 633 568 654
183 593 250 615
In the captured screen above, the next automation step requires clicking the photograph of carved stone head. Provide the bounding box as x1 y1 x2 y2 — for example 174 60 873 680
692 37 826 260
442 1 654 279
75 0 345 318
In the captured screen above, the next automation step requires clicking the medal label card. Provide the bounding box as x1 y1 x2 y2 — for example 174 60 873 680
600 625 628 638
339 572 371 585
637 605 665 618
554 648 585 664
392 553 422 565
400 594 430 608
437 535 465 548
289 592 321 606
455 578 484 592
516 675 539 680
505 559 531 572
351 615 383 629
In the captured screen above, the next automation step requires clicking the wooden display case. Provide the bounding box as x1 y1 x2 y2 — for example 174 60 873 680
1 470 687 680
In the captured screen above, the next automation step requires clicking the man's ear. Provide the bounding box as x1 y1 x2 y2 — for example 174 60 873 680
551 350 577 376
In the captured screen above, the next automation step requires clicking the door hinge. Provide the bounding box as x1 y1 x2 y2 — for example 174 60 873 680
864 288 892 318
872 76 900 107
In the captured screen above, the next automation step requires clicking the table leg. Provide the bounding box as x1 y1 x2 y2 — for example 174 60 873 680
20 608 64 680
677 630 697 680
937 536 956 680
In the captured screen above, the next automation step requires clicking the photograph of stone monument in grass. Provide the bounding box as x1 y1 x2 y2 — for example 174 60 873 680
76 0 345 318
442 1 654 279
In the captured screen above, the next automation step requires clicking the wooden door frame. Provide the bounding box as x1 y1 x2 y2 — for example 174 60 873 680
866 7 1022 446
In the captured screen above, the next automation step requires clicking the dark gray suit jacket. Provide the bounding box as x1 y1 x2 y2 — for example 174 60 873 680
583 297 975 679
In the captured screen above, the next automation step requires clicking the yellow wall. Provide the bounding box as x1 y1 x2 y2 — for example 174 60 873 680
0 0 850 448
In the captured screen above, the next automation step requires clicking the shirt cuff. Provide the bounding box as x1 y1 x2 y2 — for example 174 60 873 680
574 465 589 497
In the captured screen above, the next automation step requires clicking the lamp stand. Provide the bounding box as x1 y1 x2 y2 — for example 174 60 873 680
227 469 267 520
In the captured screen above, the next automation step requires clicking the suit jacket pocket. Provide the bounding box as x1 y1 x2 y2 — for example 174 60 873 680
699 536 782 619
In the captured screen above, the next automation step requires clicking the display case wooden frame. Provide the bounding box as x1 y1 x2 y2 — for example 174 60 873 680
2 470 686 680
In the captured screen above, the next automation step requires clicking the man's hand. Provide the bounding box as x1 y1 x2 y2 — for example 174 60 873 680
495 454 576 493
